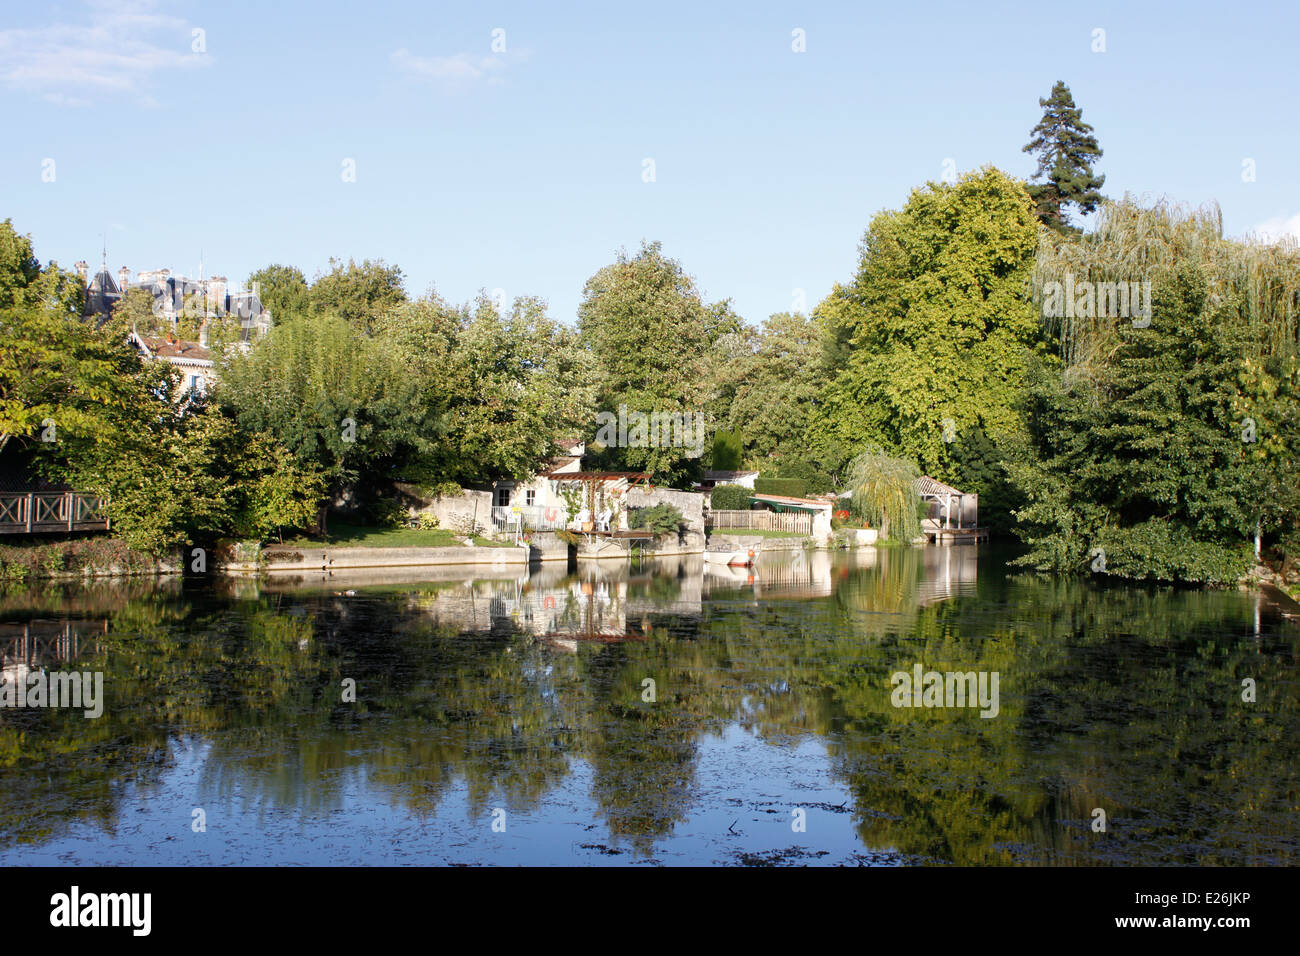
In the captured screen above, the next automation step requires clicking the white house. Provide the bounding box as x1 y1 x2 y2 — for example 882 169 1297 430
129 329 215 399
491 441 658 533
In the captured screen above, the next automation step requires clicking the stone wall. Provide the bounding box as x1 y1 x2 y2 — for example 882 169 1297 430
255 544 528 575
394 484 495 536
625 486 706 554
626 487 705 533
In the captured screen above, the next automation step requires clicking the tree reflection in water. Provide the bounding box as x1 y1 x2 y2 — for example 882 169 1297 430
0 546 1295 864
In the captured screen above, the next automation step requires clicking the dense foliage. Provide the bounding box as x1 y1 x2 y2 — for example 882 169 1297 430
709 484 752 511
3 77 1295 584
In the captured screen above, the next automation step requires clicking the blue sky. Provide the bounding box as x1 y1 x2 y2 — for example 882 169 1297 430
2 0 1297 326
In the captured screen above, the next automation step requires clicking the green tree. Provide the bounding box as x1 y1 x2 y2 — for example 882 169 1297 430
434 292 597 485
813 167 1042 503
843 445 922 541
0 305 149 458
1010 266 1260 583
578 241 713 485
309 257 407 331
216 311 429 530
0 219 83 317
248 264 311 321
725 311 824 472
1022 81 1106 233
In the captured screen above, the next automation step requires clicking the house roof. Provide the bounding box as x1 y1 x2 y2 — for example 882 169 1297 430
556 439 584 452
704 470 759 479
752 493 832 511
915 476 966 497
137 335 213 364
542 470 652 484
83 269 122 322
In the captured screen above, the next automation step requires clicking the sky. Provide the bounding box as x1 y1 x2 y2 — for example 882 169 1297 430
2 0 1298 327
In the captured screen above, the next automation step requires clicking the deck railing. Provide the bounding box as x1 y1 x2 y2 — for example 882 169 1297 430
0 492 110 534
707 510 812 535
489 505 571 531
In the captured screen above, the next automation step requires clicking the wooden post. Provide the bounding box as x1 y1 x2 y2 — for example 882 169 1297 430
24 493 32 533
66 491 74 531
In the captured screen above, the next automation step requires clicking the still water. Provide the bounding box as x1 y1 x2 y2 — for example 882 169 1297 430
1 546 1296 865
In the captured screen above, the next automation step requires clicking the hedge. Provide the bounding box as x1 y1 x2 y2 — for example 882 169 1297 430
753 477 808 498
710 484 752 510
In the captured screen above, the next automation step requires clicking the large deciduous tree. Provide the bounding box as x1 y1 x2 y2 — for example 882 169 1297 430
813 166 1042 508
309 257 407 332
247 264 311 322
578 241 718 484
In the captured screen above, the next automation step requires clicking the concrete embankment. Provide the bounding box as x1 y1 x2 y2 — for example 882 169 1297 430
230 544 529 575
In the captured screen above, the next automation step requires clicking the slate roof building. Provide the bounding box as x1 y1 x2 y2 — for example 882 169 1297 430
74 259 271 341
74 256 271 399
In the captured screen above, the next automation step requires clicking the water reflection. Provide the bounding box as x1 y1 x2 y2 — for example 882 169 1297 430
0 546 1296 865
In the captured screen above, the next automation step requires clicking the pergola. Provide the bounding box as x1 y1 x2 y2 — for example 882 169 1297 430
914 476 970 529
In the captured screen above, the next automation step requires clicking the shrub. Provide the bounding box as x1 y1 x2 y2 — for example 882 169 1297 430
710 484 752 510
754 477 808 498
367 497 409 528
628 503 684 535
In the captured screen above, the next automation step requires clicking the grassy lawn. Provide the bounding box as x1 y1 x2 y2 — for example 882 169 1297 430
279 522 513 549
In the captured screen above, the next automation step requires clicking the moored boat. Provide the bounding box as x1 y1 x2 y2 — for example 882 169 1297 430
704 548 757 567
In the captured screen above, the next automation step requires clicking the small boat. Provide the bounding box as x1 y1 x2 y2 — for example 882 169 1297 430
704 548 757 568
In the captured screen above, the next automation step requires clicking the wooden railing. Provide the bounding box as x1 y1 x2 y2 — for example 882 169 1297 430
0 492 110 534
707 509 812 535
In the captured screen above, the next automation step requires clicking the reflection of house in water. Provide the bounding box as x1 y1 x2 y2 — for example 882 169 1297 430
391 558 707 651
915 546 980 607
517 558 704 651
0 619 107 685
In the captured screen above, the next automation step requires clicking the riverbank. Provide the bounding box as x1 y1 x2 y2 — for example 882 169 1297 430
0 538 182 582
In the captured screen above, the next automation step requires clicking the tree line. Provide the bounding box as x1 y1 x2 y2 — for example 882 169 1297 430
1 81 1296 583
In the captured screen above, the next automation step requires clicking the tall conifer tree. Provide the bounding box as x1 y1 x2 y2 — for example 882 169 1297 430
1022 81 1106 232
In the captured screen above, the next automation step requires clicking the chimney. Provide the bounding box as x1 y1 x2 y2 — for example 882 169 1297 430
118 266 129 290
208 275 227 314
199 320 210 348
75 261 88 282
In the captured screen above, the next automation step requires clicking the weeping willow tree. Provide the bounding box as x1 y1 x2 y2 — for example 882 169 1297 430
844 446 922 542
1033 197 1300 372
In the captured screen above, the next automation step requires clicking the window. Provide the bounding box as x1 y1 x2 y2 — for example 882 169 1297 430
496 487 510 507
189 374 204 395
525 489 536 507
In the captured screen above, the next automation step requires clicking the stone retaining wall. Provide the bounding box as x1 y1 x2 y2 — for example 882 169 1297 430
246 544 528 575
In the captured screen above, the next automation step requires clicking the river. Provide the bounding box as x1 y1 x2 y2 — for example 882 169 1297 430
1 545 1296 865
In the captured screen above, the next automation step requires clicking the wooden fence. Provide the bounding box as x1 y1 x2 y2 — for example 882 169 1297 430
707 509 812 535
0 492 110 534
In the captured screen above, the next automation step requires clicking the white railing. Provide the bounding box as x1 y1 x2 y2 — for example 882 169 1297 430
490 505 570 531
707 509 812 535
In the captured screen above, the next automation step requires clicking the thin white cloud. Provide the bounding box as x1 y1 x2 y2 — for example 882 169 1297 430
0 0 210 107
390 48 509 86
1250 212 1300 244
